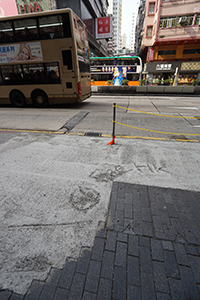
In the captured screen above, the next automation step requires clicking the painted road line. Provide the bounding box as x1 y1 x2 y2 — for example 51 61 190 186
0 128 64 134
0 128 198 142
115 104 199 119
114 121 200 136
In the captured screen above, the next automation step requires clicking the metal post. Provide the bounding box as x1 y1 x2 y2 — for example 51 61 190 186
112 103 116 138
107 103 116 145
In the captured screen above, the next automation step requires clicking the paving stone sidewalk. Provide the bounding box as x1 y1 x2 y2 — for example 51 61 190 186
1 183 200 300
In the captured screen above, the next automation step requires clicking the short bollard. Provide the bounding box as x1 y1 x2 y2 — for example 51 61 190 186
107 103 116 145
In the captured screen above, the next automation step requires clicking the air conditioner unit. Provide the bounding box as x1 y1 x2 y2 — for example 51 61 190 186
179 17 186 25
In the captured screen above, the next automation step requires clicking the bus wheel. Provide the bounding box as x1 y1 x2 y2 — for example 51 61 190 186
10 90 26 107
32 90 49 108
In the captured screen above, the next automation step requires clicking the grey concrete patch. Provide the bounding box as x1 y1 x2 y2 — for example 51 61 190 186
1 134 200 295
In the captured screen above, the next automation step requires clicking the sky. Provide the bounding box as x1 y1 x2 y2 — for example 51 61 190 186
121 0 139 45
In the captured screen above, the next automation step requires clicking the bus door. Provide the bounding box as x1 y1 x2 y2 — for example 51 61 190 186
60 49 76 96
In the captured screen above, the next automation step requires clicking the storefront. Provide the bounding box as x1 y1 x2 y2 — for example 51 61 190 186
145 61 200 86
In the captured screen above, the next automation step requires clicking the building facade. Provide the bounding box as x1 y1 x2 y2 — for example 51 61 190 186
130 12 136 52
122 33 126 48
135 0 146 56
137 0 200 85
112 0 122 51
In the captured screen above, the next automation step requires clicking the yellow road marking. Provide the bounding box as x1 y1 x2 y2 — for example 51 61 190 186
114 121 200 136
0 128 64 134
0 128 198 142
115 104 200 119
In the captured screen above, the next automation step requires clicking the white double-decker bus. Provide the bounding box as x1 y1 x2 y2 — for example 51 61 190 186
0 8 91 107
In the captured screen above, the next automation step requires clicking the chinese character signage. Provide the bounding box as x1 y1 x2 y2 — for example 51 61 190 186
0 0 18 17
0 42 43 64
147 47 154 61
15 0 50 14
95 16 112 39
156 64 172 71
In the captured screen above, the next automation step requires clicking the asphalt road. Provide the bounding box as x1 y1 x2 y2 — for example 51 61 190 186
0 94 200 142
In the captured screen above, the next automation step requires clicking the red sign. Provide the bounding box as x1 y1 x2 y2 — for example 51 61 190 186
95 16 112 39
147 47 154 61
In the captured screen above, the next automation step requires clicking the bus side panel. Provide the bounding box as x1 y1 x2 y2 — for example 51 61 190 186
80 73 91 99
72 11 91 102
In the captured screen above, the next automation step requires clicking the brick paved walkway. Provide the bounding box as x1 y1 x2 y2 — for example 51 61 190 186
1 183 200 300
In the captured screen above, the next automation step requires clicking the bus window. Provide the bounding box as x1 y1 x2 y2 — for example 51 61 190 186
14 18 38 42
0 71 3 85
0 22 14 43
46 63 60 83
39 15 63 39
23 63 46 84
62 50 72 70
79 61 90 73
1 65 23 85
62 13 71 37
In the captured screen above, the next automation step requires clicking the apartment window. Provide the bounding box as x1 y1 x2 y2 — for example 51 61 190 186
158 50 176 55
183 49 200 54
148 2 155 15
146 26 153 37
159 15 194 28
195 14 200 25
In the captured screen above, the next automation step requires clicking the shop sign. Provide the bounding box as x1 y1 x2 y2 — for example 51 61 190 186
0 0 18 17
95 16 112 39
147 47 154 61
16 0 50 14
156 63 172 71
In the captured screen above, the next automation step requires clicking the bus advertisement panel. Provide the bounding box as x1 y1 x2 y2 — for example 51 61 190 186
74 14 90 63
0 42 43 63
113 66 127 86
0 0 18 17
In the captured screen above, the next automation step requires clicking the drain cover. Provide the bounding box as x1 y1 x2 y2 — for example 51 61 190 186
85 132 102 137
